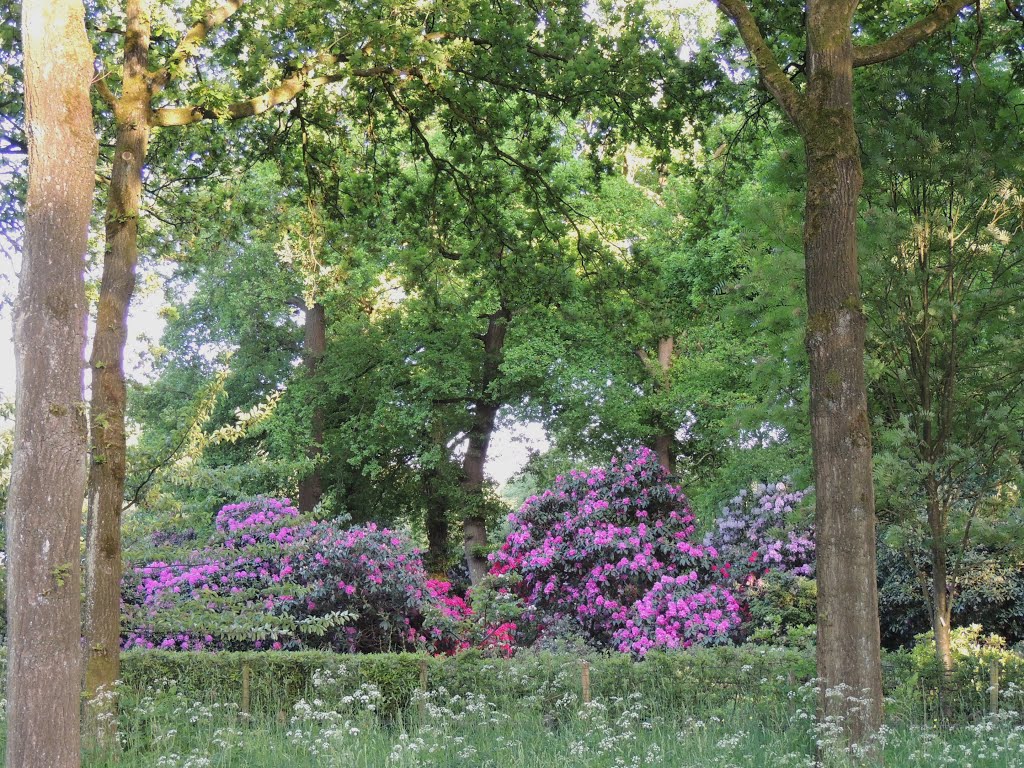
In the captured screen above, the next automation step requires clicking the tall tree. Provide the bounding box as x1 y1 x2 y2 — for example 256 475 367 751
85 0 377 730
7 1 96 766
858 29 1024 674
711 0 974 746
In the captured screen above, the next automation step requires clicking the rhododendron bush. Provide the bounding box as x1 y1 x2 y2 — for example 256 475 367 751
489 448 740 655
124 497 463 653
704 481 815 585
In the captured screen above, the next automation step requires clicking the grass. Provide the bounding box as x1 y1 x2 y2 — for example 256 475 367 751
2 655 1024 766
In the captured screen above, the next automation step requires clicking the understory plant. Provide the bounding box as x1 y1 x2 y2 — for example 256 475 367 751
703 481 816 643
124 497 463 653
704 480 814 586
489 447 740 655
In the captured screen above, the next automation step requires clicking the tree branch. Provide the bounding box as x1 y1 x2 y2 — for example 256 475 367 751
852 0 974 67
0 133 26 155
151 53 415 127
151 0 248 90
92 64 119 110
711 0 806 129
152 73 343 126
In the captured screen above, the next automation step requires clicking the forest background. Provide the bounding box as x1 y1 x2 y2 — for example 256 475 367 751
1 0 1024 765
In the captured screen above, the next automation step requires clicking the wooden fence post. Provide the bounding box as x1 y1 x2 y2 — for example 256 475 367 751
241 664 251 717
581 660 591 705
418 659 429 719
990 658 1000 715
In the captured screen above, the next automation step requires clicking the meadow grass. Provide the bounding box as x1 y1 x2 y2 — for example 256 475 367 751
2 655 1023 766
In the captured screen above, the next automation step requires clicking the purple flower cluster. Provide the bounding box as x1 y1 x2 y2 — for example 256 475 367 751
292 522 462 653
123 498 459 653
704 481 815 585
490 448 740 655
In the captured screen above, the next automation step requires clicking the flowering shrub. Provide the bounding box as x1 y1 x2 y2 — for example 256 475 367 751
292 523 460 653
704 481 814 586
124 498 460 653
489 448 740 655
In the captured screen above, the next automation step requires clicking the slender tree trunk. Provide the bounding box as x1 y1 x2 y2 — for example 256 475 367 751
298 301 326 512
652 336 675 474
462 307 511 585
926 477 954 674
8 2 96 766
803 5 884 746
462 402 499 585
83 0 152 749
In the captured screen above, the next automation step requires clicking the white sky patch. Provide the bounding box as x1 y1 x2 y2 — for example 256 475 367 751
487 420 549 486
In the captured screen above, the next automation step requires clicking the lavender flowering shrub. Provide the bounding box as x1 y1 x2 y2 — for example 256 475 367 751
123 497 460 653
489 448 740 655
704 481 815 586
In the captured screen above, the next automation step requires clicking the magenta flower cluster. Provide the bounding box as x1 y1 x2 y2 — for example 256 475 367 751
489 448 740 655
703 481 815 585
290 522 462 653
123 498 460 653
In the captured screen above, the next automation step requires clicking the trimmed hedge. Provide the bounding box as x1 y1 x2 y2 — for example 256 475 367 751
117 646 819 718
0 644 1017 724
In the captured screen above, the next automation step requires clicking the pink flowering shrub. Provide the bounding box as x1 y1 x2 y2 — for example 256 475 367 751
489 448 740 655
292 524 461 653
423 579 518 656
703 481 814 586
123 497 460 653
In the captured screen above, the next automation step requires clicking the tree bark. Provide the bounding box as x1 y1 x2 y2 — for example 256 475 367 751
424 471 452 577
462 402 499 585
298 301 326 512
653 336 675 474
8 2 96 766
712 0 971 752
926 477 954 674
802 3 884 746
83 0 151 749
461 307 511 585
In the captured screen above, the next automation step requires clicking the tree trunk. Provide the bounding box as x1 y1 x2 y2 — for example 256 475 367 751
653 433 675 475
803 4 884 747
83 0 151 750
653 336 676 473
639 336 676 474
298 301 326 512
926 477 954 675
424 485 451 577
462 404 499 585
8 2 96 766
461 307 511 585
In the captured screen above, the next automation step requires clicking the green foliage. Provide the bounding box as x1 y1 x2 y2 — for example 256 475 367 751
744 574 817 650
877 538 1024 649
883 625 1024 725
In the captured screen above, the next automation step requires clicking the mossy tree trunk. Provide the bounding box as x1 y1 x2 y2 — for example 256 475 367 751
8 1 96 765
82 0 344 742
712 0 974 750
802 6 883 743
461 306 511 585
83 0 151 750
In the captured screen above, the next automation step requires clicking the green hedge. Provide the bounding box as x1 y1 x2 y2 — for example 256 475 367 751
112 645 818 718
0 643 1017 724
